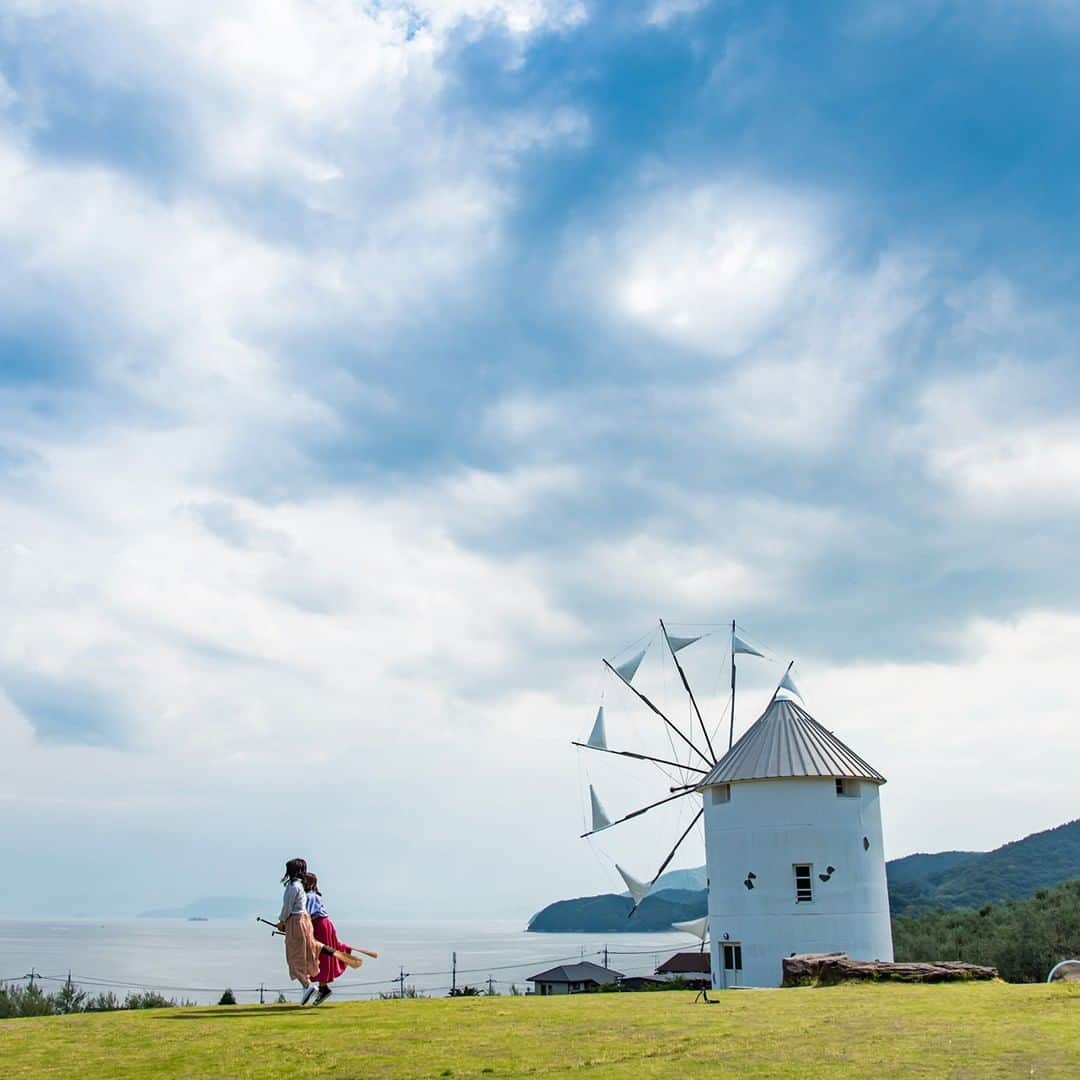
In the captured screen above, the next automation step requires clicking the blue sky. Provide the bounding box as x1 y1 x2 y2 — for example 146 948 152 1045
1 0 1079 918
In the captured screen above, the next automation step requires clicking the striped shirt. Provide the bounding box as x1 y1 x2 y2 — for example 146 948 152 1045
306 891 328 919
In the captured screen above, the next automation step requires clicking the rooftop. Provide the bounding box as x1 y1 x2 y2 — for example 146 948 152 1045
702 697 885 786
527 961 623 985
656 952 711 975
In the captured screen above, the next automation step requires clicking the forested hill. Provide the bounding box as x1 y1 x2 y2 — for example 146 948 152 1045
888 818 1080 915
885 851 981 887
528 889 707 933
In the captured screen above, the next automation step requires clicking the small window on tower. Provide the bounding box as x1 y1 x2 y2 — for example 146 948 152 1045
794 864 814 903
835 779 859 798
710 784 731 805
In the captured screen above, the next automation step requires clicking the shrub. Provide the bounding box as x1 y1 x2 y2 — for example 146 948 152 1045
123 991 178 1010
0 985 53 1018
85 992 122 1012
55 976 87 1014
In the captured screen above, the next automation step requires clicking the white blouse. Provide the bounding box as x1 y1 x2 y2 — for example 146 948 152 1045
278 880 307 922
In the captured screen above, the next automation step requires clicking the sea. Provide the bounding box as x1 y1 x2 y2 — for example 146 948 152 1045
0 919 692 1005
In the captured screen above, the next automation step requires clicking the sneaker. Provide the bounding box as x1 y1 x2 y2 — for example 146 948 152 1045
301 985 318 1006
313 986 332 1006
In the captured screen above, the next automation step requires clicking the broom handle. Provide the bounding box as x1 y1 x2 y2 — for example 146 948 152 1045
257 916 379 958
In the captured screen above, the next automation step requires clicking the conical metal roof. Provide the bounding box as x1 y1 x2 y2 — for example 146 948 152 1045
702 697 885 786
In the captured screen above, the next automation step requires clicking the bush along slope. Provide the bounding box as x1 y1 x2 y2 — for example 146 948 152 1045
893 878 1080 982
0 983 193 1020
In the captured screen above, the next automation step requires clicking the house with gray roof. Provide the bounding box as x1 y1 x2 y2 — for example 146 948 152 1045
527 961 623 996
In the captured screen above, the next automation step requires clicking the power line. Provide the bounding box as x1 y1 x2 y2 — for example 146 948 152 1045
6 944 680 1000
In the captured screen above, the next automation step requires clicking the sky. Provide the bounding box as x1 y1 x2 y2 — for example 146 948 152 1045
1 0 1079 919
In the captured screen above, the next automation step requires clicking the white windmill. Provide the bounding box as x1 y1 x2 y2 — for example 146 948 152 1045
575 621 893 990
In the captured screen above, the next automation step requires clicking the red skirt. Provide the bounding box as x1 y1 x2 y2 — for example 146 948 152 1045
311 915 350 984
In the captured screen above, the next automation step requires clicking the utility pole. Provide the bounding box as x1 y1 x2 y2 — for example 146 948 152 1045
452 951 456 995
603 945 609 969
487 975 495 996
259 983 265 1005
25 968 37 990
397 967 410 999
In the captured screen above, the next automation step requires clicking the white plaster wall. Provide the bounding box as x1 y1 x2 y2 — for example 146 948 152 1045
703 777 893 988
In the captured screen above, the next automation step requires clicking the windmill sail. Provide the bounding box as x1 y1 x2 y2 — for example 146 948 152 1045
612 648 647 683
730 623 764 750
732 632 763 657
665 633 701 654
587 706 607 749
588 785 612 833
672 916 709 942
616 864 650 907
778 665 802 701
661 620 715 762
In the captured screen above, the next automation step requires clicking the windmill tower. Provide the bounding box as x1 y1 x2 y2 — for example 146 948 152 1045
577 621 893 990
700 696 892 988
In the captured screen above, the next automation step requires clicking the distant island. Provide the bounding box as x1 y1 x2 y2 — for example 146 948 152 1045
529 888 707 932
529 818 1080 931
138 896 263 920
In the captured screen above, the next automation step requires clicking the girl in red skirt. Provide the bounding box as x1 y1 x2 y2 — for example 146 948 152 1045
303 871 356 1005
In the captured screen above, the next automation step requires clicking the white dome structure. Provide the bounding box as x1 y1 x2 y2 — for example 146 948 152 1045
700 696 893 988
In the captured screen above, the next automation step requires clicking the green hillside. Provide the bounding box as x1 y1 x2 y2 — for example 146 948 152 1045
528 888 707 932
4 984 1079 1078
889 819 1080 915
885 850 980 887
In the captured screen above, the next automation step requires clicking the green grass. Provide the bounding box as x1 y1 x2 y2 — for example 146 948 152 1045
3 983 1079 1079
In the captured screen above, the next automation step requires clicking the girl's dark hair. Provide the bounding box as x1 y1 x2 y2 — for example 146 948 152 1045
281 857 307 884
302 872 321 896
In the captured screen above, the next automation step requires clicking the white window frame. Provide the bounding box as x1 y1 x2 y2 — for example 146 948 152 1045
793 863 814 903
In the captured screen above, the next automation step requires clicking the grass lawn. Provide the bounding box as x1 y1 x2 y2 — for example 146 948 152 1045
2 983 1078 1079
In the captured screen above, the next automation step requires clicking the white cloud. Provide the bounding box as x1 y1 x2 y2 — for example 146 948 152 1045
426 0 586 35
914 363 1080 513
809 610 1080 857
1 0 589 351
606 181 828 358
0 0 603 913
0 414 605 910
561 534 767 615
565 181 928 455
441 464 583 530
3 0 1080 922
929 420 1080 509
7 1 584 185
645 0 710 28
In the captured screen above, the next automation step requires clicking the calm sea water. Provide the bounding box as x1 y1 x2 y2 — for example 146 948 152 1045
0 919 691 1005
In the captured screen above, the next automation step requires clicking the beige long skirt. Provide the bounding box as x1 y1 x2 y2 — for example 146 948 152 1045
284 911 322 986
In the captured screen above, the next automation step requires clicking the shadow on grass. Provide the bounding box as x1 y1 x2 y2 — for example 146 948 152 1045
162 1007 310 1020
